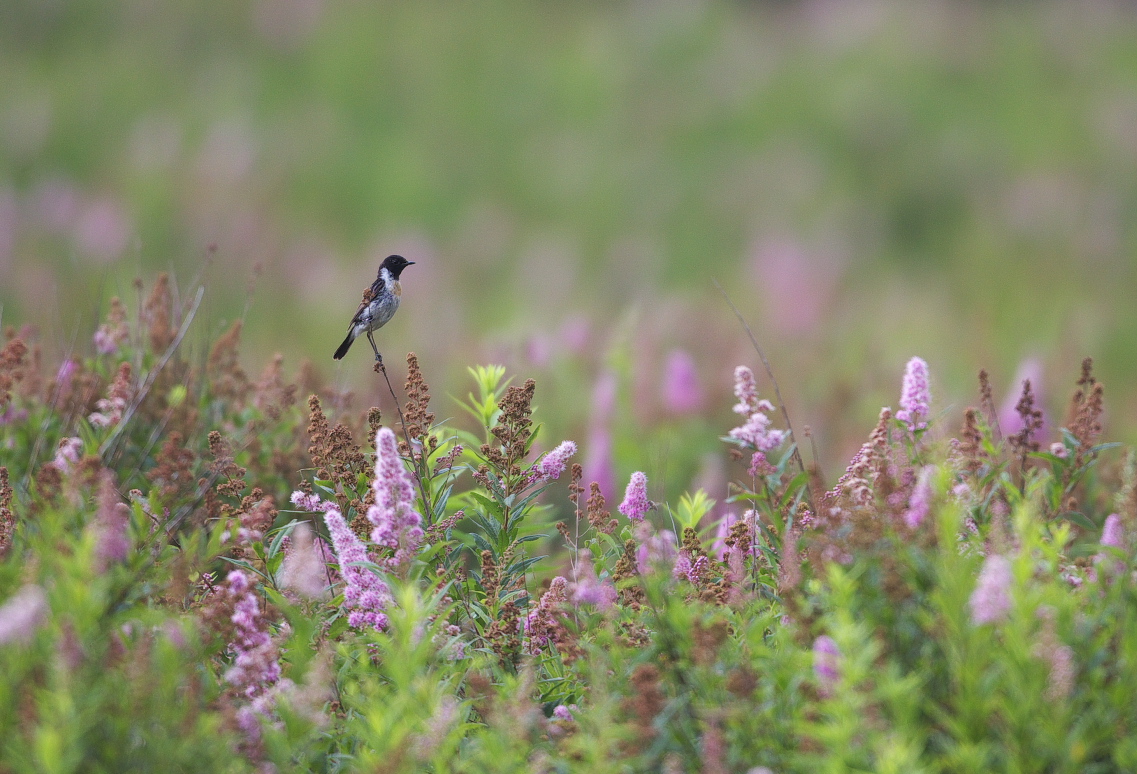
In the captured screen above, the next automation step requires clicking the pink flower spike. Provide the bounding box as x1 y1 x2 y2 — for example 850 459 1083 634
290 490 324 513
538 440 577 481
732 366 759 416
618 471 651 522
895 357 931 433
323 501 391 631
367 427 424 574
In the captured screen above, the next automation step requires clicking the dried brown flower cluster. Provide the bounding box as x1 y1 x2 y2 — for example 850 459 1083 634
0 335 29 408
0 467 14 558
305 395 368 519
143 433 195 510
402 353 437 454
143 272 176 354
253 354 298 421
481 379 536 481
1008 380 1044 470
208 322 250 405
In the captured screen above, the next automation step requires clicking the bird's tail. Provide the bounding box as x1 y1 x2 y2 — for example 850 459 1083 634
333 331 355 360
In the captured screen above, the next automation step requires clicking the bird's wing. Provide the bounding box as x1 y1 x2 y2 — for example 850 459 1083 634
347 272 387 326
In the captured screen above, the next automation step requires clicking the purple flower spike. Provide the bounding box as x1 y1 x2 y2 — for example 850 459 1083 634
896 357 931 433
538 440 577 481
618 471 651 522
323 501 391 631
970 554 1013 625
367 427 424 573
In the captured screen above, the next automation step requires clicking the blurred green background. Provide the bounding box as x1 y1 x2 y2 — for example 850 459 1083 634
3 0 1137 501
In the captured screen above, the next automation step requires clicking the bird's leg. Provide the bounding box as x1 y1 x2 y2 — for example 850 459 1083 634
367 329 383 365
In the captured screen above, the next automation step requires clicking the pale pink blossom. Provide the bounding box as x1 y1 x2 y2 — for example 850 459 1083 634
896 357 931 433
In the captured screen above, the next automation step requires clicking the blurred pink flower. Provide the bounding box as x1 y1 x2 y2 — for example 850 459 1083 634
279 523 329 600
0 585 49 645
999 358 1048 439
904 467 933 529
970 554 1013 625
749 235 844 335
582 427 614 501
591 369 618 424
635 523 678 572
74 197 131 263
559 315 590 355
571 552 616 611
661 349 704 414
812 635 841 693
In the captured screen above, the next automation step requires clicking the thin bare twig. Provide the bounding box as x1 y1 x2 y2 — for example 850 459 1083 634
375 358 434 525
713 279 816 516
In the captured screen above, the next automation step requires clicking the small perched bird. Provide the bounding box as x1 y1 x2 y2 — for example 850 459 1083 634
333 254 415 363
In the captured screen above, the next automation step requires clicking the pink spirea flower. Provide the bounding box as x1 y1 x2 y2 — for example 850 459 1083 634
1101 513 1124 549
552 705 574 722
969 554 1013 625
224 570 281 697
896 357 931 433
728 366 785 451
904 467 933 529
618 471 650 522
729 410 787 452
672 550 693 581
323 501 391 631
732 366 759 416
290 490 324 513
661 349 704 414
538 440 577 481
813 635 841 693
1050 442 1069 460
0 585 49 645
367 428 424 573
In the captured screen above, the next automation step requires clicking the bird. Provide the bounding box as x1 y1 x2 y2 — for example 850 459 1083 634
333 254 415 363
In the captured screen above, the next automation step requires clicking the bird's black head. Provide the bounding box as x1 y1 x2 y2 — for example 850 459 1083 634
380 254 415 279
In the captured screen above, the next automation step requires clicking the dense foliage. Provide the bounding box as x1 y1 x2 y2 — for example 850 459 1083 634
1 282 1134 773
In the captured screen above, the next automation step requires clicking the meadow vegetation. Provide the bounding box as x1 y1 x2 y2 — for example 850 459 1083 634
1 278 1134 773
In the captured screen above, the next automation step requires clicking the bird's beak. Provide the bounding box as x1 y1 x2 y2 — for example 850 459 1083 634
406 261 416 266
